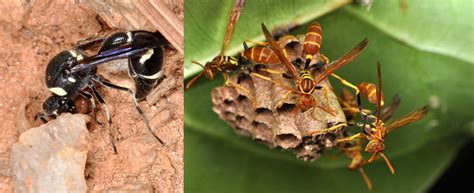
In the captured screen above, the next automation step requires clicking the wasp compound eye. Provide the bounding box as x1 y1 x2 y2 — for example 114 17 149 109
42 96 76 116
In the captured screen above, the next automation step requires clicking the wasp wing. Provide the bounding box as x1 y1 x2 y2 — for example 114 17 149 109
381 94 401 122
70 44 155 73
315 38 368 84
386 105 429 133
220 0 245 57
261 23 298 80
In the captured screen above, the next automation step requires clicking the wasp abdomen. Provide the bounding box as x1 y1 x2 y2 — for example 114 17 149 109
303 22 322 57
358 82 383 105
127 32 165 100
243 46 279 64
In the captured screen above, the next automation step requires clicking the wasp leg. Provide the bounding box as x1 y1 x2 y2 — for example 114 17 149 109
337 133 366 143
307 122 347 136
250 72 298 110
92 76 165 145
250 72 293 90
243 40 268 46
79 90 105 128
275 90 293 109
319 54 330 65
310 94 336 120
258 68 286 75
223 73 256 109
88 84 117 154
257 68 294 80
331 73 361 107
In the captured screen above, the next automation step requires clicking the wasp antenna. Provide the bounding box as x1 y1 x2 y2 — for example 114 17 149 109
243 41 249 50
368 152 378 163
375 62 383 125
191 61 206 69
186 71 205 89
35 112 48 123
34 113 42 121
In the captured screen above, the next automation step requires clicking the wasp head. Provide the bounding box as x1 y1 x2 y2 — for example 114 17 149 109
39 96 76 118
365 138 385 154
203 63 215 80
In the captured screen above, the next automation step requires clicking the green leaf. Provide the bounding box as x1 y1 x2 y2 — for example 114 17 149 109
184 0 351 78
184 0 474 192
185 128 464 193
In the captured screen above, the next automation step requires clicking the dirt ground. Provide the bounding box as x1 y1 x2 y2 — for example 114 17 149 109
0 1 183 192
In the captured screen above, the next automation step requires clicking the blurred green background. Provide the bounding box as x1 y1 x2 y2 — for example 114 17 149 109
184 0 474 192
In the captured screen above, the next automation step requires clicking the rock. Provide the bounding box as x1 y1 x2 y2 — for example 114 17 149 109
11 113 90 193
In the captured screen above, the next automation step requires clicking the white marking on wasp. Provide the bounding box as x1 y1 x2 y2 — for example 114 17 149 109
69 50 78 57
68 50 84 61
48 87 68 96
139 49 154 64
127 31 133 42
140 71 163 80
68 77 76 82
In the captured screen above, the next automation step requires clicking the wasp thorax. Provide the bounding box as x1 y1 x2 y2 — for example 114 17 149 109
299 76 315 94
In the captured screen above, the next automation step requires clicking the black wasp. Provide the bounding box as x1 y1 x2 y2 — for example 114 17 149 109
36 31 166 153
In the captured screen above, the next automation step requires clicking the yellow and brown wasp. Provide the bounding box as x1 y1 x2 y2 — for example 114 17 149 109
338 139 373 190
251 22 368 118
337 63 430 175
241 22 327 67
185 0 256 105
308 63 429 190
336 92 402 191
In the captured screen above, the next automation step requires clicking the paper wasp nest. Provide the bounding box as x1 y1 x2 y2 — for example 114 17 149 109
211 37 346 161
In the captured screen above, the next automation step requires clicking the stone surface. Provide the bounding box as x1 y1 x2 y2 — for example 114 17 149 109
11 114 89 193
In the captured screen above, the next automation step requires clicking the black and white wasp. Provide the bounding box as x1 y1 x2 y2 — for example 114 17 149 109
36 31 166 153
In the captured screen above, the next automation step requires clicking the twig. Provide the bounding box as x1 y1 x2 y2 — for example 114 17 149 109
134 0 184 55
